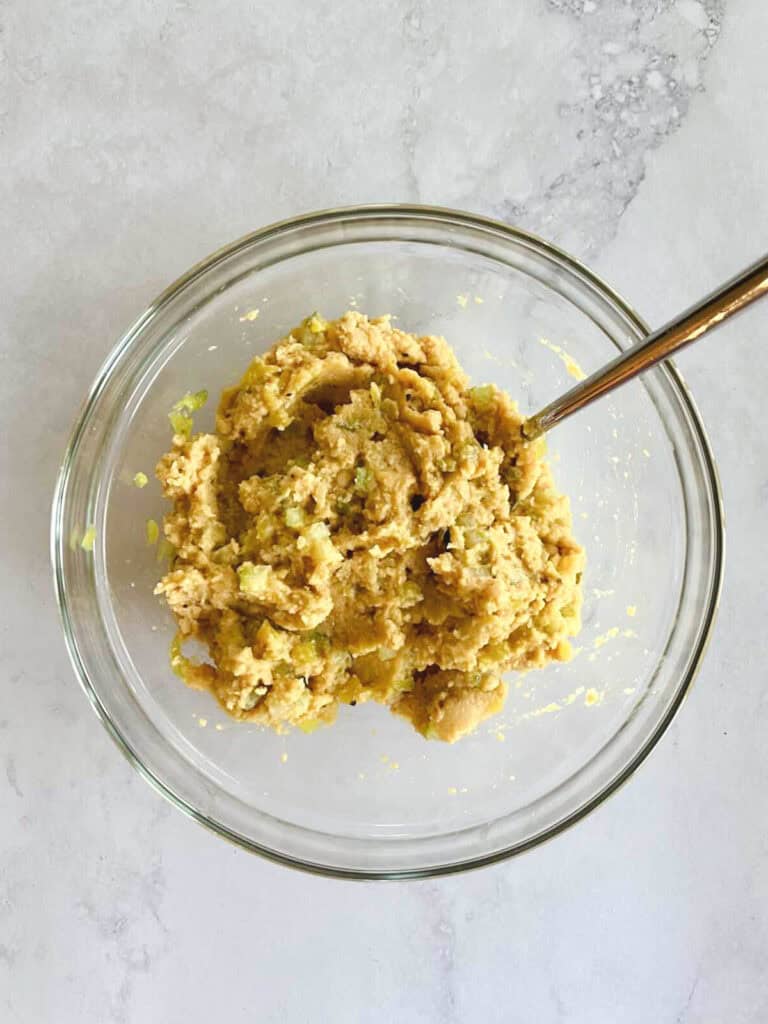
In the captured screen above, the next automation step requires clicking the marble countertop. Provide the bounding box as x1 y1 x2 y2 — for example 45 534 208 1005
3 1 767 1021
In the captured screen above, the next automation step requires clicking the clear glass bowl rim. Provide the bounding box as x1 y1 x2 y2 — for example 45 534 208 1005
51 203 725 879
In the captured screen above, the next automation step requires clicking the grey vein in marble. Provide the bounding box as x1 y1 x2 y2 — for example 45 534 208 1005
407 0 725 255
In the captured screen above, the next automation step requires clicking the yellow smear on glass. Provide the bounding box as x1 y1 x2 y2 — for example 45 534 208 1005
538 337 587 381
531 701 562 717
593 626 620 649
585 688 603 707
456 294 469 308
626 605 637 617
239 308 260 322
522 684 586 721
562 685 585 706
280 752 288 764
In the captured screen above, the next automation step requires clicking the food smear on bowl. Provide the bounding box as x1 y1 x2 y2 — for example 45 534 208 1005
154 312 584 742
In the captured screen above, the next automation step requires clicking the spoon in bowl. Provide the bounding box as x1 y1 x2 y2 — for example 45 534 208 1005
523 253 768 440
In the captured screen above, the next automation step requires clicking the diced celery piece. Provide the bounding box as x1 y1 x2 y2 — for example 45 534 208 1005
401 582 422 606
284 506 306 529
293 637 317 665
241 358 268 386
306 522 330 542
168 389 207 437
133 471 149 488
305 312 327 334
168 411 193 438
240 687 265 711
298 719 321 734
173 389 208 413
469 384 495 407
169 634 185 676
80 525 96 552
237 561 270 595
354 465 373 494
465 528 487 548
146 518 159 545
255 515 274 543
156 539 175 565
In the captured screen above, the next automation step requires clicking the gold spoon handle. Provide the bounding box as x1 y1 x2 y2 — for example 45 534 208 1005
523 253 768 440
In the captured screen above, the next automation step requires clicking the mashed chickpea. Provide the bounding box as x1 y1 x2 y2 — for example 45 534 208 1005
155 312 583 742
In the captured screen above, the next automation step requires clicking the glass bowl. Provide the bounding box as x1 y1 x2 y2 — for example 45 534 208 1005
51 206 723 879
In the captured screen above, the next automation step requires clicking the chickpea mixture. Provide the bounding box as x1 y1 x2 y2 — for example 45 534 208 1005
155 312 583 742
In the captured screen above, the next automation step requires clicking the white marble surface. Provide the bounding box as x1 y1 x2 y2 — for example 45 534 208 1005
3 1 768 1020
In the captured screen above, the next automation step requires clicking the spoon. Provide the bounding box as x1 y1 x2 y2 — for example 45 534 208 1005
523 253 768 439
